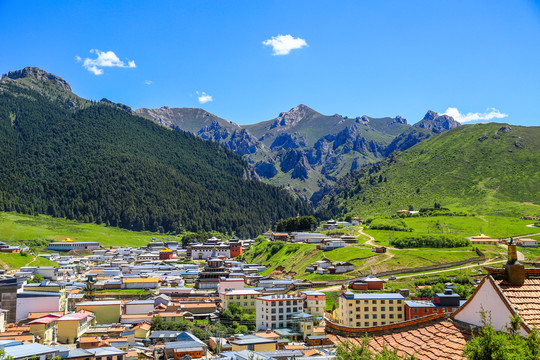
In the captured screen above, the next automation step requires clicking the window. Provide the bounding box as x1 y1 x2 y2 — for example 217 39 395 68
381 300 385 304
397 306 402 311
381 306 385 311
244 295 247 299
397 300 402 304
364 314 369 319
271 309 276 314
279 315 283 320
244 302 247 306
423 308 429 313
236 296 240 300
381 322 386 325
356 307 361 312
381 314 386 319
356 314 361 319
356 322 360 327
389 314 394 319
364 307 369 311
398 314 402 319
372 307 377 311
389 306 394 311
413 308 419 313
389 300 394 304
372 314 377 319
373 322 377 326
372 300 377 304
356 300 361 304
107 357 113 360
365 322 369 326
364 300 368 304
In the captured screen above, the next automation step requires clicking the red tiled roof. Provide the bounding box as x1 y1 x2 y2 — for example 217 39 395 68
328 317 471 360
495 277 540 329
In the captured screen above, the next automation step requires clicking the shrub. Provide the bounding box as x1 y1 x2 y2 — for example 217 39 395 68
391 234 471 248
369 218 412 232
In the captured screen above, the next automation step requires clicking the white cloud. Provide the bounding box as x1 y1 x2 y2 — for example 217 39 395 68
144 80 152 85
196 91 213 104
74 56 82 62
262 34 308 55
80 49 136 75
442 107 508 123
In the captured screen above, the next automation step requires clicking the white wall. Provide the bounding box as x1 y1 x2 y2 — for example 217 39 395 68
125 303 154 315
16 296 60 321
454 278 528 336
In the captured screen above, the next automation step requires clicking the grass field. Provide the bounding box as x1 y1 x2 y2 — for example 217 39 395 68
365 215 536 247
0 253 58 270
0 212 164 249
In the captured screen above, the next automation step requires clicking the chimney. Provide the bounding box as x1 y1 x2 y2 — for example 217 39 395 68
504 238 525 286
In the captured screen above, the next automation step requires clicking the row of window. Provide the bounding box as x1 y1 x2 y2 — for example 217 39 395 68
353 306 402 312
352 299 402 305
354 313 402 320
265 307 299 313
412 307 455 313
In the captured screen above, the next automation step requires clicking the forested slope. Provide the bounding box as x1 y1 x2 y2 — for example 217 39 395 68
0 69 310 236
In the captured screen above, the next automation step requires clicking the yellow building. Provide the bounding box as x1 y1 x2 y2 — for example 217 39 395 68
222 290 260 312
230 335 277 351
76 300 122 324
300 291 326 319
133 322 152 339
57 312 95 344
336 290 404 328
27 313 62 344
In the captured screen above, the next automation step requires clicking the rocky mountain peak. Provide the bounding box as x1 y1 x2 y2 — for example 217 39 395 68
271 104 318 130
414 110 460 133
393 115 407 124
1 67 72 92
422 110 438 121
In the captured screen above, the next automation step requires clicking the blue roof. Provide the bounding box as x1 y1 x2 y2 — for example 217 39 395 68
86 347 126 356
18 291 61 297
164 341 207 349
127 300 155 305
4 344 58 359
76 300 122 306
343 292 404 300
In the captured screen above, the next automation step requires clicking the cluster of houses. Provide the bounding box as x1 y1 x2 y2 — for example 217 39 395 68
0 236 344 360
305 260 354 275
469 234 538 247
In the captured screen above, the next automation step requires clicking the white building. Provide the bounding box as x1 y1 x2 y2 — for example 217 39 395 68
289 233 326 243
218 278 245 297
124 300 155 315
256 294 305 330
16 292 61 321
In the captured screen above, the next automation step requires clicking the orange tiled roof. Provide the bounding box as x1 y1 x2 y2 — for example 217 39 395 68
328 317 471 360
496 277 540 329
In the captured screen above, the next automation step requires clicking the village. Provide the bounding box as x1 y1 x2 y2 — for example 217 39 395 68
0 212 536 360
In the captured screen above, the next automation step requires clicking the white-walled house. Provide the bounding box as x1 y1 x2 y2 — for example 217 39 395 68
125 300 155 315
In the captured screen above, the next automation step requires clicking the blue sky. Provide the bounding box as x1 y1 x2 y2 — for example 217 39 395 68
1 1 540 126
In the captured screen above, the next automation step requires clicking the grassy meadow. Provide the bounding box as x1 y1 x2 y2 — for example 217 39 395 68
0 212 163 249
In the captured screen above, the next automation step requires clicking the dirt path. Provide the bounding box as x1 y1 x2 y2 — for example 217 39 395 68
23 255 37 267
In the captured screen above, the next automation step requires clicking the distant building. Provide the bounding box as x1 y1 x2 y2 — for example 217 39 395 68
256 294 304 330
335 288 404 328
405 289 465 320
47 241 100 251
75 301 122 324
159 248 174 260
222 290 261 312
516 238 538 248
470 234 499 245
289 232 326 243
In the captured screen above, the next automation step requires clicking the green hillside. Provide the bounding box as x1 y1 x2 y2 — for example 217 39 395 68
0 68 311 237
0 212 161 249
318 123 540 218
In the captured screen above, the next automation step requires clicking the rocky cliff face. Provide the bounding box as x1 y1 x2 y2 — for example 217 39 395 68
1 67 72 92
270 104 318 130
137 104 460 205
414 110 461 133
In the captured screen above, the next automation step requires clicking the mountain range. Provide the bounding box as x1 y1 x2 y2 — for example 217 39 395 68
316 122 540 219
0 67 310 237
136 105 461 204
